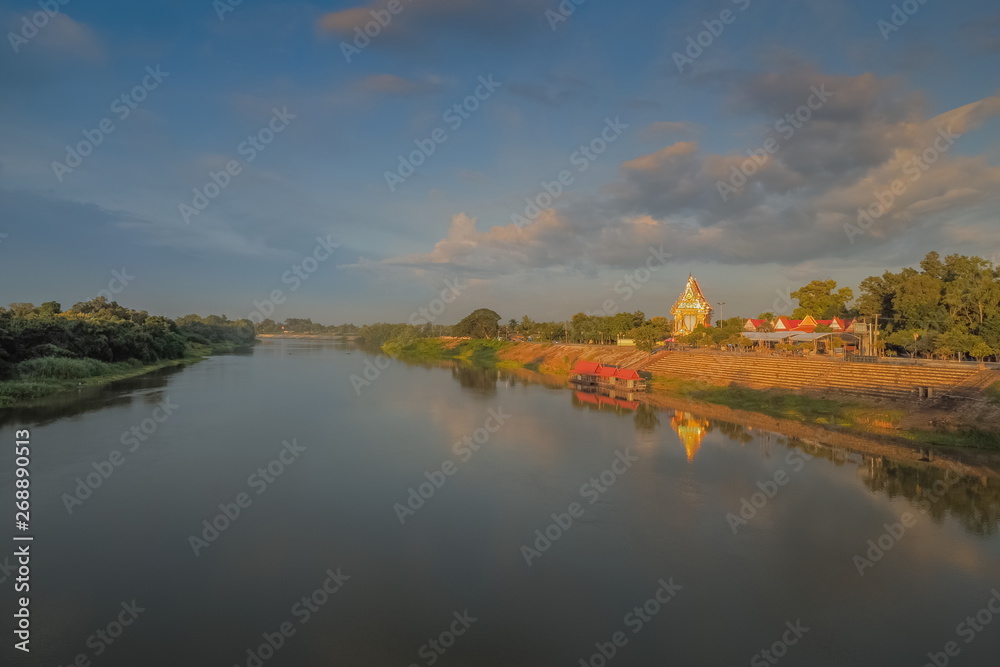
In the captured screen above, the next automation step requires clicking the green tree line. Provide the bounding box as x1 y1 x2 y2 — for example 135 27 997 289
0 297 256 381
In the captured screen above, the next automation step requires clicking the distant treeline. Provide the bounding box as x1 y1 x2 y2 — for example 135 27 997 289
352 252 1000 361
253 318 359 336
0 297 255 380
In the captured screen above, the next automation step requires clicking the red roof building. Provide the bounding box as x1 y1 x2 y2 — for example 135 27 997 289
571 360 602 375
570 362 646 390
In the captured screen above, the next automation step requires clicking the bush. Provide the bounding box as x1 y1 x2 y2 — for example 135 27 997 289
15 357 111 379
986 382 1000 404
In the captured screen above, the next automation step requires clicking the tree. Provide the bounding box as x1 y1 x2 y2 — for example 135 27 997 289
790 280 853 319
887 329 923 358
894 273 946 330
970 341 995 363
453 309 501 339
630 325 660 352
7 303 35 317
757 312 775 321
37 301 62 317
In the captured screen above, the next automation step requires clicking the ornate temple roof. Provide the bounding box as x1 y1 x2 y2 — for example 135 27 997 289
671 274 711 314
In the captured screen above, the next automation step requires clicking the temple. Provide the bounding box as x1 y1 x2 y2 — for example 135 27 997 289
670 410 709 461
670 274 713 335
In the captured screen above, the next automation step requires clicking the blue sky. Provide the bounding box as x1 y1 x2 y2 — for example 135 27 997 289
1 0 998 324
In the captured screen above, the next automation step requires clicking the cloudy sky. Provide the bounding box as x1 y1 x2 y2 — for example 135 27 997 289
1 0 998 324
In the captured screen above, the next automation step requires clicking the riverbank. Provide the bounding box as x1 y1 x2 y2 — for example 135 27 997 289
257 333 353 340
638 382 1000 478
379 337 1000 452
0 342 249 408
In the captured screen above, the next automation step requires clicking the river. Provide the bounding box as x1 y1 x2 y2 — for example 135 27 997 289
2 338 999 666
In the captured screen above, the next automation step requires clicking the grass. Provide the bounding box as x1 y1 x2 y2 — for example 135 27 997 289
649 376 912 429
382 337 511 366
649 376 1000 450
903 427 1000 451
381 337 449 361
985 381 1000 404
0 342 244 407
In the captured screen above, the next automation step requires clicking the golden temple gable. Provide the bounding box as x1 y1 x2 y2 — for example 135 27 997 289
671 274 713 335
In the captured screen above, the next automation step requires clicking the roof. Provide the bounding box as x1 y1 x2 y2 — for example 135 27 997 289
571 360 602 375
572 362 643 381
671 275 711 313
742 331 860 342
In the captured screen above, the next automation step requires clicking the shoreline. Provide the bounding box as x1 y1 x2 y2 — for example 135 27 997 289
257 333 353 340
497 364 1000 478
0 343 248 408
376 337 1000 453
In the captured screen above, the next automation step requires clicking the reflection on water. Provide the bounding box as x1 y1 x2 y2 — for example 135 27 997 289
439 359 1000 539
859 456 999 536
670 411 710 462
0 364 188 429
484 362 1000 537
4 341 1000 666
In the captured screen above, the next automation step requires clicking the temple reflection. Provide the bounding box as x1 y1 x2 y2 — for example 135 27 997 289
670 410 710 461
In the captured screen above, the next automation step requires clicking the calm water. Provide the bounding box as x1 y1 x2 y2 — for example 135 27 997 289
2 339 999 666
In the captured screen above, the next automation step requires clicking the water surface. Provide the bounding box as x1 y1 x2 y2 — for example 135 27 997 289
2 339 999 666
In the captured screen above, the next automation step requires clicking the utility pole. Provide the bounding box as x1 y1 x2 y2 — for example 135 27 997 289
873 314 879 358
717 302 726 326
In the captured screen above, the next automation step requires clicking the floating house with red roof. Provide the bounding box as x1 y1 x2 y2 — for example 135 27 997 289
570 361 646 391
